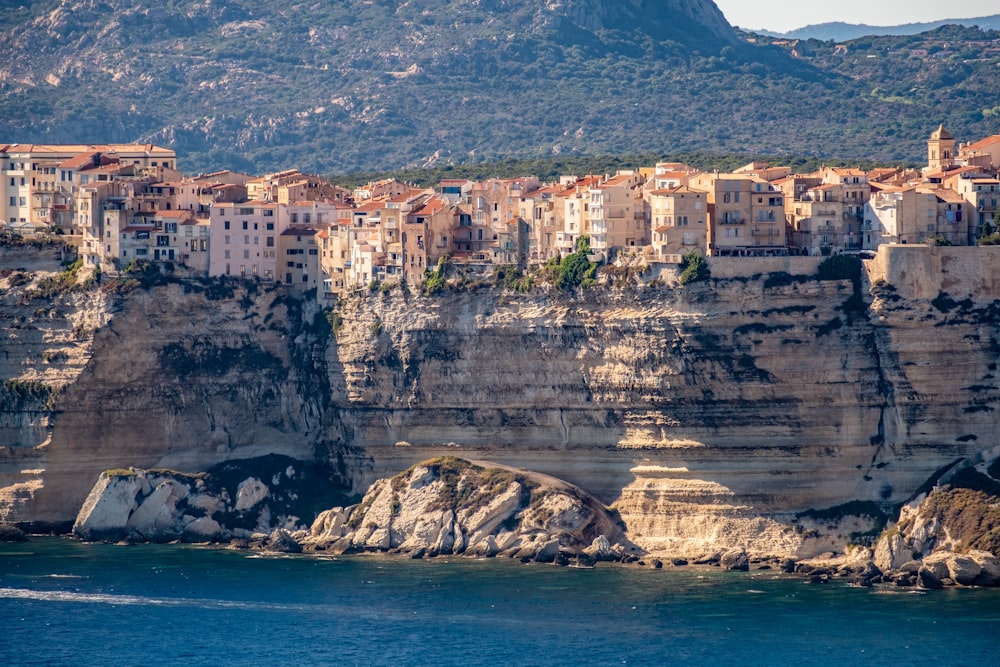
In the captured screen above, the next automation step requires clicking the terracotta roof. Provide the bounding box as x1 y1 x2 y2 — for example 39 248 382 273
962 134 1000 153
58 152 100 169
410 195 448 217
388 189 428 203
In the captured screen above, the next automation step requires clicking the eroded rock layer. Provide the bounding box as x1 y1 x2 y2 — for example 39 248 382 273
4 246 1000 559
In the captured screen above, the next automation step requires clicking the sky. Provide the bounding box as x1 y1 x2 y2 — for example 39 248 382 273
713 0 1000 33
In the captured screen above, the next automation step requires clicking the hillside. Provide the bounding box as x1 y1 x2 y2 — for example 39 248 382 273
765 15 1000 42
1 1 999 185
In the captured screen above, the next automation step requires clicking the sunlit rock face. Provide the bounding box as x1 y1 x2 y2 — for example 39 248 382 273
5 246 1000 559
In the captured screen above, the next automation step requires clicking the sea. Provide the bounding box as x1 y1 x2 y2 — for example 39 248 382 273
1 538 998 667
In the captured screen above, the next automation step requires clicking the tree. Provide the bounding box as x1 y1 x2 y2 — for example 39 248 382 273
678 251 709 284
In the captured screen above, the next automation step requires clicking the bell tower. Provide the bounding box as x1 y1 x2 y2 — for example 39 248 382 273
927 124 955 171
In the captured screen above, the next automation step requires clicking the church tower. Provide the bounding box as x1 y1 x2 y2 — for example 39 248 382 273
927 124 956 171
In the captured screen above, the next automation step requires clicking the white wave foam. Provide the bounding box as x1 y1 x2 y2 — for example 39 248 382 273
0 587 316 613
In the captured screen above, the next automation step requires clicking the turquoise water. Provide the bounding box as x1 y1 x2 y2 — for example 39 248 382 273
1 538 998 667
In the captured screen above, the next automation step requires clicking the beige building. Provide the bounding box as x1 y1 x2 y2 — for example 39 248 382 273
208 201 281 280
402 194 454 286
959 134 1000 169
787 170 868 255
278 225 320 288
689 173 787 256
586 172 645 258
646 186 707 262
865 186 971 246
517 184 562 265
945 170 1000 239
0 143 176 233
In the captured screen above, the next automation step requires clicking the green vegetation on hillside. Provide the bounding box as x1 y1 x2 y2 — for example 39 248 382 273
1 1 997 174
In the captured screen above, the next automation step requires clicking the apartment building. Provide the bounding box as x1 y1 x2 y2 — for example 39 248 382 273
208 201 281 280
865 186 971 247
0 143 176 233
690 173 786 256
586 172 645 257
647 186 708 262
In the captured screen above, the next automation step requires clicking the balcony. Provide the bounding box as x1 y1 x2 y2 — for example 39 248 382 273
717 218 746 225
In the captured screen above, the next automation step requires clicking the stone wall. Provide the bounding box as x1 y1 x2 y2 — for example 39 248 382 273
866 244 1000 300
707 255 822 280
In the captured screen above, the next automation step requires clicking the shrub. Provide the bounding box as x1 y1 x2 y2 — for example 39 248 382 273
553 236 598 290
678 251 710 284
816 254 861 282
422 255 448 295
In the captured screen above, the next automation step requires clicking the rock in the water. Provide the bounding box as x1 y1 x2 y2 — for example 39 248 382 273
0 524 27 542
946 555 982 586
918 567 944 589
324 458 638 561
969 551 1000 587
583 535 618 562
720 548 749 572
265 529 302 553
183 516 224 540
534 539 561 564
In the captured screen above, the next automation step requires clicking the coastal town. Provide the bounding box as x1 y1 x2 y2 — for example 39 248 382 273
2 125 999 300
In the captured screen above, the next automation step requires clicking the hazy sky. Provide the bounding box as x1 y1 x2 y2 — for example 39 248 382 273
713 0 999 33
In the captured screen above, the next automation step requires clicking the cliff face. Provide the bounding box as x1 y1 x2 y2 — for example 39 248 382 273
4 246 1000 559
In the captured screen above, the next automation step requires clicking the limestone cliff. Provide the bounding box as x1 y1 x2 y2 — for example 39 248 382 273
5 245 1000 562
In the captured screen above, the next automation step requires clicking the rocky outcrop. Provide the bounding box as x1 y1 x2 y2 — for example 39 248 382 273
301 457 638 562
72 455 351 543
871 454 1000 587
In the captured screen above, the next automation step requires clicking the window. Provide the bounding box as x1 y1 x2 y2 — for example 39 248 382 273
165 222 177 233
224 221 230 230
243 235 250 244
242 221 248 230
224 250 230 259
266 223 274 231
266 236 274 247
243 250 250 259
224 235 230 244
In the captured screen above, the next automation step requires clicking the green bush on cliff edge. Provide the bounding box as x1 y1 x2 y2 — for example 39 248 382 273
678 251 710 285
